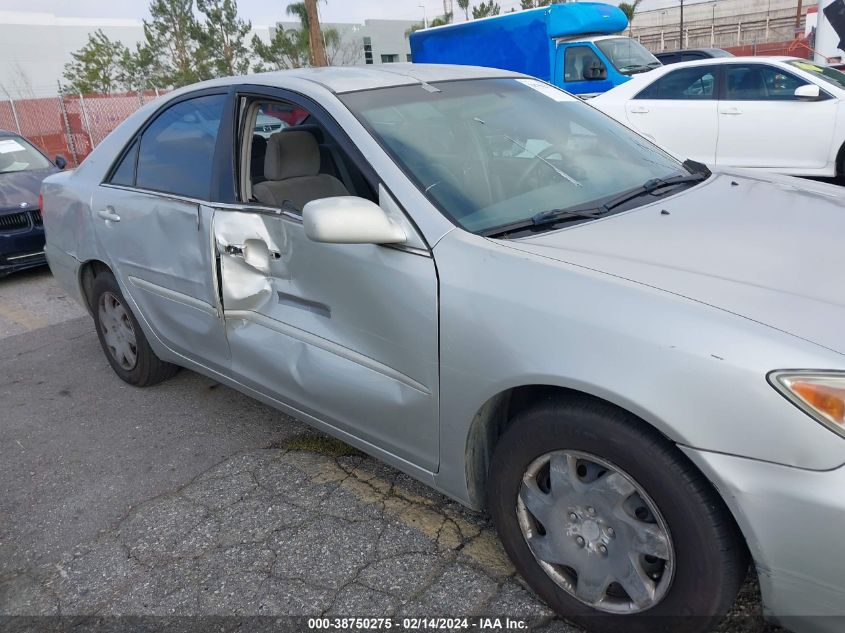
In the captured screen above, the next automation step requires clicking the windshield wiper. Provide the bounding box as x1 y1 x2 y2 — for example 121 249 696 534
480 170 710 239
619 64 653 75
588 172 709 215
480 207 605 238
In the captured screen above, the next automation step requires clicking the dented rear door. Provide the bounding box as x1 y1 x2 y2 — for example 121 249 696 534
92 185 230 369
212 205 440 471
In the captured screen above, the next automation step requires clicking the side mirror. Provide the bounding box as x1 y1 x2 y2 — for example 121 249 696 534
303 196 406 245
54 155 67 170
583 62 607 81
795 84 822 100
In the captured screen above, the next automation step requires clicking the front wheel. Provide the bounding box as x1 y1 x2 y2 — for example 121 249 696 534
487 396 747 633
91 272 178 387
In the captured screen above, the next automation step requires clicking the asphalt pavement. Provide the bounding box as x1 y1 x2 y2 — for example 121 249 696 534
0 267 778 631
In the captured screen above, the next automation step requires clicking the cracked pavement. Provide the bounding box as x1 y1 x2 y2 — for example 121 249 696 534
1 270 778 631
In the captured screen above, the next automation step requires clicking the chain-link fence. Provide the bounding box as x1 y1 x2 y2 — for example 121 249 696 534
0 88 166 167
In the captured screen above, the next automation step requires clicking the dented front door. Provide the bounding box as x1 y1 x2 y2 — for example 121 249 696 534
212 206 440 471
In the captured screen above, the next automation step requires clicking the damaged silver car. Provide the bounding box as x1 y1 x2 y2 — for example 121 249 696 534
42 65 845 633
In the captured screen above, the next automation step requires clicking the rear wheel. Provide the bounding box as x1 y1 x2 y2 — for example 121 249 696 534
487 396 747 633
91 272 178 387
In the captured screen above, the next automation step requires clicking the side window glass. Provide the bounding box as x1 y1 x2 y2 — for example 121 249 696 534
109 140 139 187
725 65 809 101
136 94 226 199
681 52 705 62
636 67 716 100
564 46 606 83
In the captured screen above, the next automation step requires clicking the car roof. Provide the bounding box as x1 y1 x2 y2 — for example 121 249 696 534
184 63 524 96
629 56 800 80
656 55 797 66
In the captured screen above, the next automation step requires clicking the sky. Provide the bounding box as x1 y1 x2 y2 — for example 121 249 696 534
0 0 690 26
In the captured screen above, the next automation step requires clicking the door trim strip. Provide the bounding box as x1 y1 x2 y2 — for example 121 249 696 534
277 291 331 318
128 276 218 318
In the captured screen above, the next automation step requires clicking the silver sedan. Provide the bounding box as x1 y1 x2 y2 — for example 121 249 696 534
42 64 845 633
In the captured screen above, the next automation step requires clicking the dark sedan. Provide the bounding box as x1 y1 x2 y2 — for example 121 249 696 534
0 131 65 275
654 48 733 64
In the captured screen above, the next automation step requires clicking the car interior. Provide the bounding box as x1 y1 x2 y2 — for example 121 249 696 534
241 100 375 211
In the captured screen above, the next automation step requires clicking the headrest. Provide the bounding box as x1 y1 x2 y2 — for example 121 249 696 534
282 123 324 144
264 131 320 181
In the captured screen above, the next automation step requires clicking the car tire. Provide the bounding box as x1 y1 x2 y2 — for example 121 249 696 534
487 395 747 633
90 272 178 387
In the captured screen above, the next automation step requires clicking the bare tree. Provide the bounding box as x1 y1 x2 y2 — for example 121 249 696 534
326 32 362 66
8 63 37 99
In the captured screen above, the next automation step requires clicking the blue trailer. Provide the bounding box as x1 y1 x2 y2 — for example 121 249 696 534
409 3 662 97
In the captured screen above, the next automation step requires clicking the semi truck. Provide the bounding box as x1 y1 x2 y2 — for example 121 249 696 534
409 2 662 97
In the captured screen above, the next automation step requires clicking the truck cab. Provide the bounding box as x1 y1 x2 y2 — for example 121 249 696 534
556 34 662 97
409 3 661 97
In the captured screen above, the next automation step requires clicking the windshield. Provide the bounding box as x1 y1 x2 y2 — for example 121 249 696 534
341 78 686 234
595 38 661 74
0 136 52 174
787 59 845 90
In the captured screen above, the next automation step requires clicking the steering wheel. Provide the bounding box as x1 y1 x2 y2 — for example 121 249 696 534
515 144 574 190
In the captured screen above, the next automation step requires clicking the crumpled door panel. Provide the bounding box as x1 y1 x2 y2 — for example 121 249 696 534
213 210 286 312
211 206 440 471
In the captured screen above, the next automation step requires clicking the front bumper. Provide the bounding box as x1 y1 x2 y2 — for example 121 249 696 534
1 207 47 275
682 447 845 633
0 229 46 275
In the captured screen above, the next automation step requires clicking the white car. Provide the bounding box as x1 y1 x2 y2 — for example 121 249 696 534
591 56 845 177
253 111 288 138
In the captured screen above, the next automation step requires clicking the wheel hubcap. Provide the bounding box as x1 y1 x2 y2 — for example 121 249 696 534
98 292 138 371
516 450 674 614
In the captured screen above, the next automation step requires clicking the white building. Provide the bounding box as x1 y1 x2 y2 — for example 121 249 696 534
0 12 149 98
0 11 415 99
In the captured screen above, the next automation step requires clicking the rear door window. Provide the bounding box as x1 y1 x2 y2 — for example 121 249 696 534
108 140 139 187
135 94 226 199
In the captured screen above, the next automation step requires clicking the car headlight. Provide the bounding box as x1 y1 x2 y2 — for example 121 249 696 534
770 371 845 438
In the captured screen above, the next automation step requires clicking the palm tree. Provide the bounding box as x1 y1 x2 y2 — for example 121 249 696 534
286 2 308 28
618 0 643 36
406 12 452 37
457 0 470 20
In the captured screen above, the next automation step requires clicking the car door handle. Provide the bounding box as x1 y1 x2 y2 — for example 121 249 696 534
629 105 650 114
97 207 121 222
720 106 743 115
